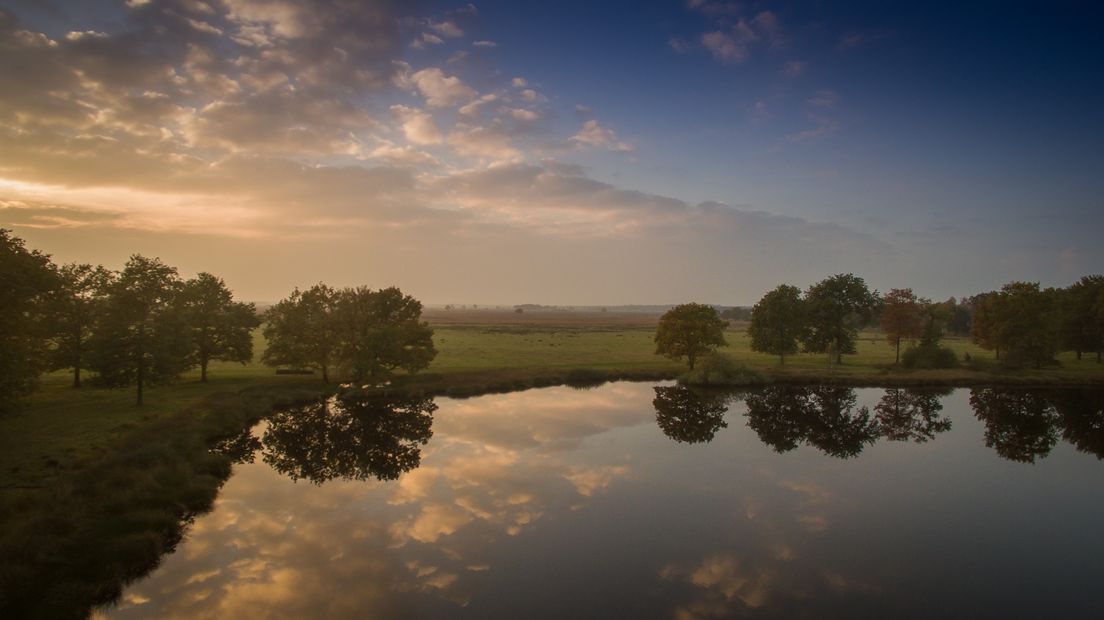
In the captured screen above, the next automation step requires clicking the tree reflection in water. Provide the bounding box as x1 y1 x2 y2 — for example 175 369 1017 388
969 388 1060 463
260 391 437 483
741 386 880 458
653 385 730 444
874 388 953 443
1047 389 1104 460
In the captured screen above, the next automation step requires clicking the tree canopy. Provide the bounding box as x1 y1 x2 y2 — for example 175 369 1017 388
801 274 878 364
747 284 806 364
45 264 115 387
86 256 192 405
333 286 436 381
0 229 57 412
654 303 728 370
880 288 923 364
181 272 259 382
262 284 339 381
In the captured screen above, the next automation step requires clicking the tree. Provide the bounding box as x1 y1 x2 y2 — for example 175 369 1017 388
747 284 806 364
262 284 339 381
87 256 191 406
46 263 116 387
970 291 1003 359
997 282 1060 368
332 286 436 381
0 229 57 412
654 303 728 370
880 288 923 364
1057 275 1104 362
181 273 260 382
801 274 877 365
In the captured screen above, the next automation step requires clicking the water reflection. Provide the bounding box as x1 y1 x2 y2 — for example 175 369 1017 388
653 386 729 444
1050 389 1104 460
262 391 436 483
969 388 1061 463
873 388 953 442
94 383 1104 619
742 386 881 458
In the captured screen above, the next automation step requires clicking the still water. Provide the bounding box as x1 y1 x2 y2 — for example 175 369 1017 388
96 383 1104 619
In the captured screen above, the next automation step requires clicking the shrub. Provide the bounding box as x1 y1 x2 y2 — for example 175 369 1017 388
680 353 766 386
901 344 958 369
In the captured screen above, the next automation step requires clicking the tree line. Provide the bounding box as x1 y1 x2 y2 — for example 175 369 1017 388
655 273 1104 369
0 230 435 411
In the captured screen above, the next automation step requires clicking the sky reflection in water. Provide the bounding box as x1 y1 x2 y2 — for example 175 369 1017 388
97 383 1104 619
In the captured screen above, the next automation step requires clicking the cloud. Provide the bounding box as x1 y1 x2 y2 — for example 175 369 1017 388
691 9 783 64
472 40 496 48
411 32 444 48
428 20 463 38
408 67 477 108
390 104 443 145
569 120 634 152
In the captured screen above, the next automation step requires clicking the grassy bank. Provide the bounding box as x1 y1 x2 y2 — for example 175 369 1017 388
1 310 1102 617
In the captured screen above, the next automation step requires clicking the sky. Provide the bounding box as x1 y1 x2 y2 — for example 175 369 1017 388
0 0 1101 305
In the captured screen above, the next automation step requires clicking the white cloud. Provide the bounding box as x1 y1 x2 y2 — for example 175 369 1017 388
429 21 463 38
390 104 443 145
472 40 497 48
569 120 633 152
446 123 522 162
409 68 477 108
411 32 444 49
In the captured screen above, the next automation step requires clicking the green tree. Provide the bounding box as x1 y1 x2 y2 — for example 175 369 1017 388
87 256 191 406
181 273 260 382
747 284 806 364
1057 275 1104 362
46 263 115 387
654 303 728 370
0 229 57 412
333 286 436 382
801 274 878 365
997 282 1060 368
880 288 923 364
262 284 339 381
970 291 1004 359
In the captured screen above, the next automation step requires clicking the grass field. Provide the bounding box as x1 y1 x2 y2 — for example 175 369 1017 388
5 310 1104 489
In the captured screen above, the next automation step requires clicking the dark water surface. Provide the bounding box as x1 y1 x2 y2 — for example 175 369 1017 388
95 384 1104 619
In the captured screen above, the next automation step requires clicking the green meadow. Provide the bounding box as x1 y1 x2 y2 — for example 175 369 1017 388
5 310 1104 490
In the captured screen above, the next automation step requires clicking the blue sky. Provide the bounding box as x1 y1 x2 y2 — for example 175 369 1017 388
1 0 1101 303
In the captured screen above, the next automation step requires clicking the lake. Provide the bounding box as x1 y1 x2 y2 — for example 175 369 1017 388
94 383 1104 619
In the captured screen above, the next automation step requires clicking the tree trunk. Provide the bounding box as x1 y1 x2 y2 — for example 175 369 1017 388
1076 350 1082 360
895 337 901 364
1097 350 1102 363
200 357 208 383
73 366 81 388
322 365 329 383
136 364 144 406
687 355 696 371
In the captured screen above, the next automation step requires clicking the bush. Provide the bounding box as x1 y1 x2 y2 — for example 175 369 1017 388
680 353 766 386
901 344 959 369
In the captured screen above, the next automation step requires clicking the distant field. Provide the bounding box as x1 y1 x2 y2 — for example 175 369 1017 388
3 310 1103 490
